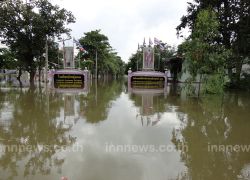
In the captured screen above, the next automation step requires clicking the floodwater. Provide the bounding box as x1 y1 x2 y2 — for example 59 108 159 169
0 78 250 180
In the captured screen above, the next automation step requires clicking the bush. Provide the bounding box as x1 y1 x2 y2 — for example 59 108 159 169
202 74 225 94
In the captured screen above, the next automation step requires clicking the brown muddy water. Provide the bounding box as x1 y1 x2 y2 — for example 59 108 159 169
0 78 250 180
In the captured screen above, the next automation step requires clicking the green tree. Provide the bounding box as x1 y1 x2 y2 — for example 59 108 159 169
79 30 111 77
180 9 230 94
78 29 125 78
155 43 176 72
36 39 63 81
0 0 75 85
0 48 16 69
177 0 250 86
125 52 142 73
125 43 175 73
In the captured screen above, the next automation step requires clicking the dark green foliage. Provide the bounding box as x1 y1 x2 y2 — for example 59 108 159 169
180 9 231 94
202 73 225 94
0 0 75 83
125 43 175 73
77 30 125 77
0 48 16 69
177 0 250 86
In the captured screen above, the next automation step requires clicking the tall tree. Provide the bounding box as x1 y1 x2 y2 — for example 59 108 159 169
180 9 230 94
0 48 16 70
78 30 124 78
125 43 175 73
0 0 75 85
36 39 63 81
177 0 250 85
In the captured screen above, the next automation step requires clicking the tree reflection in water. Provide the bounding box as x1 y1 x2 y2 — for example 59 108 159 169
1 80 250 179
0 88 76 179
79 80 124 123
171 92 250 180
0 80 124 179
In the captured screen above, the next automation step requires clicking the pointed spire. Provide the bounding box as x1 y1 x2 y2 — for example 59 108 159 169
143 37 146 47
149 37 153 47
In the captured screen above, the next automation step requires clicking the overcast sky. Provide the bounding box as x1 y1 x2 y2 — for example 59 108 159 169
51 0 190 62
1 0 190 62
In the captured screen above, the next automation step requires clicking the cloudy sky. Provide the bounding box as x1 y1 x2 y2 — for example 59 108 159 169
50 0 190 62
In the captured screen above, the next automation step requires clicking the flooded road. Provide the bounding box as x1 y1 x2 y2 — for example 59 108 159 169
0 80 250 180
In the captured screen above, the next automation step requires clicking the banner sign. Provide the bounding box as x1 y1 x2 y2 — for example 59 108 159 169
54 74 84 88
143 47 154 70
131 76 165 89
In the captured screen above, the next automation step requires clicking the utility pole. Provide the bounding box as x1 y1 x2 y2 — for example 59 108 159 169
78 55 81 69
95 50 98 79
63 39 66 68
93 45 98 106
158 53 161 71
57 43 60 69
137 44 139 71
45 37 48 83
72 38 75 68
137 53 139 71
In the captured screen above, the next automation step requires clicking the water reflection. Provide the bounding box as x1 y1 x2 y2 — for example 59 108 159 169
172 92 250 180
129 89 168 126
0 74 30 88
0 80 125 179
0 88 76 179
0 79 250 180
83 80 124 123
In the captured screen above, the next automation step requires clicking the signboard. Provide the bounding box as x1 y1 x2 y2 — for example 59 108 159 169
54 74 84 89
143 47 154 70
131 76 165 89
64 47 74 68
